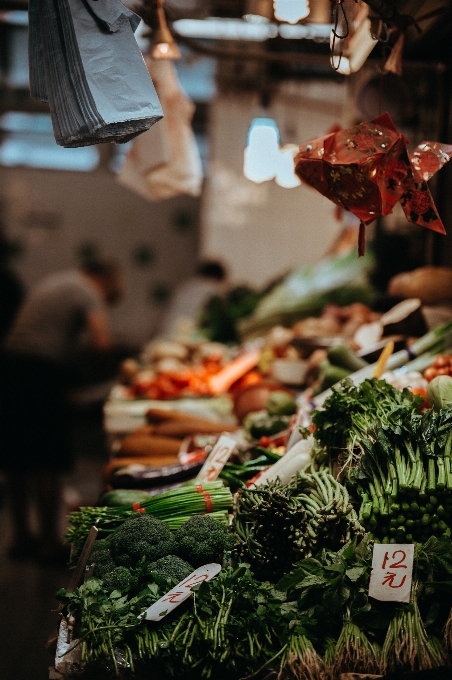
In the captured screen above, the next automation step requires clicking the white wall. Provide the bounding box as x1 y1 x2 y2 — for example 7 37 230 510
201 79 348 288
0 165 201 346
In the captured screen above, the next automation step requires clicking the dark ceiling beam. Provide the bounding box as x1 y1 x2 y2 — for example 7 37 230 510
0 0 28 9
361 0 398 23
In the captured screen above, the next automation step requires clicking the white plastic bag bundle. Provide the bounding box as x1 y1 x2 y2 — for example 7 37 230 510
28 0 163 147
117 58 203 200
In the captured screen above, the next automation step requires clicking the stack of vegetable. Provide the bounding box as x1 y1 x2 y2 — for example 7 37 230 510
55 368 452 680
57 528 452 680
311 378 452 545
233 470 364 580
105 408 237 488
65 482 232 566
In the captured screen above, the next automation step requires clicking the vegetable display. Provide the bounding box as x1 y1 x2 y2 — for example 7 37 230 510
56 368 452 680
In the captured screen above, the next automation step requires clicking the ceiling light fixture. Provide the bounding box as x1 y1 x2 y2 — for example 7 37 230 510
243 118 281 183
173 18 278 41
273 0 310 24
243 118 300 188
151 0 181 60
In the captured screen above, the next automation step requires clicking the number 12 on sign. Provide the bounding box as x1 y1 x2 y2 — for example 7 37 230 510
369 543 414 603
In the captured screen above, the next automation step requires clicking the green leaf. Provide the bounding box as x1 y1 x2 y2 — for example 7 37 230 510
299 574 328 588
346 566 366 582
280 602 298 615
324 563 346 575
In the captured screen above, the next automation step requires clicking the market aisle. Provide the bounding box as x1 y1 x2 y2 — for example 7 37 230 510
0 409 107 680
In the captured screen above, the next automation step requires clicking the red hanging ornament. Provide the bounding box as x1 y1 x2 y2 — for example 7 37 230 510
295 112 452 256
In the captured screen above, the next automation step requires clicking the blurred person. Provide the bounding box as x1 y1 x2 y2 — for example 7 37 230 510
160 259 227 338
0 232 24 344
0 260 123 565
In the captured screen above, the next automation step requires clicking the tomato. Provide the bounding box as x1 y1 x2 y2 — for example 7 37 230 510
423 367 437 382
436 367 450 376
433 355 452 368
259 436 272 448
410 388 430 411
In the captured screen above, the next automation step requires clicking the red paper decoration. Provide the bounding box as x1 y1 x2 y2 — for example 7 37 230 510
295 112 452 255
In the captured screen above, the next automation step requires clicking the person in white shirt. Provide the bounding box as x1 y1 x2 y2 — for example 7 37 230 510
160 260 227 339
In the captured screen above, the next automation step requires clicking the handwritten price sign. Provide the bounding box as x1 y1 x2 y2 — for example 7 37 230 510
143 563 222 621
369 543 414 603
196 434 237 483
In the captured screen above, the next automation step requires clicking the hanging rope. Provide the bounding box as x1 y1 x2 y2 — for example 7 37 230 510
330 0 351 72
358 222 366 257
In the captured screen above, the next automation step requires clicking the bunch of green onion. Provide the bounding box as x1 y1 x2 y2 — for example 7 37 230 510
381 581 445 674
357 409 452 544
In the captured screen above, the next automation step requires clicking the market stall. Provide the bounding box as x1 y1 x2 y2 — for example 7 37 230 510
53 358 452 680
2 0 452 679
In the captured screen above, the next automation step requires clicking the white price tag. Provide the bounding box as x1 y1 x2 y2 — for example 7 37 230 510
369 543 414 603
196 434 236 482
142 563 221 621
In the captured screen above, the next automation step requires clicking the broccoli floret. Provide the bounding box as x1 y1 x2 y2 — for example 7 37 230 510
102 566 136 594
146 555 193 583
91 538 111 553
110 514 176 567
90 544 116 578
174 515 235 567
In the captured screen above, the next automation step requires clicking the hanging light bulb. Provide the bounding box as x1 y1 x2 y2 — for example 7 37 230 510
273 0 310 24
151 0 181 60
243 0 274 24
275 144 301 188
243 118 281 183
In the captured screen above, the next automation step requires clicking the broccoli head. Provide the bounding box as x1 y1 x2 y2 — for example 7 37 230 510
91 538 111 553
91 542 116 578
110 514 176 567
102 566 136 594
174 515 235 567
146 555 193 583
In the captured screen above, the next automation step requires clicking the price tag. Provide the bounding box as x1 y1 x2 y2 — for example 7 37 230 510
142 563 221 621
196 434 236 482
369 543 414 603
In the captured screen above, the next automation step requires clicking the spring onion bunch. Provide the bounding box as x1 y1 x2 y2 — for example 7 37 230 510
65 482 233 565
312 378 452 543
356 408 452 543
380 581 446 674
278 634 324 680
332 618 380 677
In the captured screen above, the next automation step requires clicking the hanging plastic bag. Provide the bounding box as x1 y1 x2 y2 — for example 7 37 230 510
28 0 163 147
117 58 203 200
